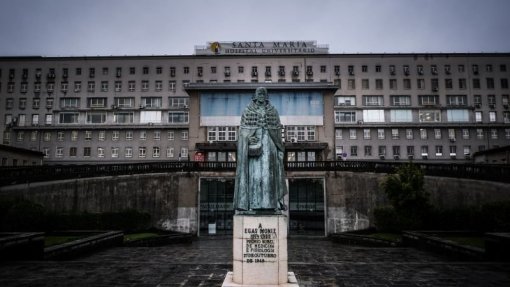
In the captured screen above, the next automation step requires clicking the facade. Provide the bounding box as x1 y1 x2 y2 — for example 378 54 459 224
1 41 510 234
0 144 44 166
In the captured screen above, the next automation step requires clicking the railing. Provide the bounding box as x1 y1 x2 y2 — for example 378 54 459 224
0 161 509 186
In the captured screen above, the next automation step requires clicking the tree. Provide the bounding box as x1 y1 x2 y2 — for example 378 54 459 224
380 163 431 230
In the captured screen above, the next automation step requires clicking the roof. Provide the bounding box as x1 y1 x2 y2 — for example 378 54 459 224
0 144 45 157
473 145 510 157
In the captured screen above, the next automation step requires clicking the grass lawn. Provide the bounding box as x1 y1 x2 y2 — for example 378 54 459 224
366 233 402 242
441 236 485 249
124 232 160 242
45 236 82 247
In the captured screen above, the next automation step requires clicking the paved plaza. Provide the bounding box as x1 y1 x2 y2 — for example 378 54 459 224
0 236 509 287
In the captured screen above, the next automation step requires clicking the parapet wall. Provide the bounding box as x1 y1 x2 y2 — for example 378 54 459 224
1 171 509 235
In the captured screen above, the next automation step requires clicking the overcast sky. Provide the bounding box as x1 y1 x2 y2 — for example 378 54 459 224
0 0 509 56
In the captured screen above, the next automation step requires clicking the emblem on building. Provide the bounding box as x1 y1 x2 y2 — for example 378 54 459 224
210 42 221 54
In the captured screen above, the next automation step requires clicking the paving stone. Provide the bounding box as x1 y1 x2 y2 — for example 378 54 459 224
0 237 509 286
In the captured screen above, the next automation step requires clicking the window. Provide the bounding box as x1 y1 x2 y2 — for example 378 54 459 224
113 112 134 123
97 147 105 158
101 81 108 92
363 110 385 122
286 126 316 142
139 147 146 158
128 81 135 92
389 79 397 90
421 146 429 157
489 111 496 122
335 129 343 139
447 109 469 122
335 96 356 106
141 80 149 91
86 112 106 124
125 131 133 140
155 81 162 91
474 95 482 105
168 112 189 124
361 79 369 89
406 129 413 140
59 113 79 124
44 114 53 125
364 146 372 156
447 95 467 106
114 97 134 108
363 129 371 139
32 99 40 109
69 147 77 157
112 131 119 141
129 67 135 75
419 95 439 105
488 95 496 105
46 98 54 109
420 129 428 139
87 97 107 108
57 131 64 141
390 110 412 122
434 129 442 139
347 79 355 90
419 110 441 122
462 129 470 139
375 65 381 72
141 97 162 108
473 78 480 89
56 147 64 158
169 81 176 92
125 147 133 158
43 132 51 142
30 131 38 141
84 147 91 157
16 131 24 142
486 78 495 89
475 111 483 122
403 79 411 89
501 79 509 89
140 131 147 140
504 111 510 123
448 129 456 140
170 67 176 77
377 129 385 139
167 131 174 140
375 79 383 90
74 81 81 92
392 146 400 156
476 128 484 139
390 95 410 106
391 129 399 139
140 111 162 123
153 147 160 158
407 146 414 157
207 127 237 142
180 147 189 159
435 146 443 157
350 146 357 157
19 98 26 109
154 130 161 140
459 78 467 89
18 114 26 126
417 79 425 89
60 98 80 108
60 82 68 93
166 147 174 158
169 97 189 108
181 131 188 140
334 111 356 123
349 129 357 139
87 81 95 92
363 95 383 106
334 65 340 75
111 147 119 158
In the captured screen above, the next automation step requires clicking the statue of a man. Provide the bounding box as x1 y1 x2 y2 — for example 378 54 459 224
234 87 287 213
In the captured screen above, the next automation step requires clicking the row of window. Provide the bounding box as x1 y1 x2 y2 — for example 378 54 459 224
43 146 189 159
11 129 188 143
334 109 510 123
4 111 189 126
335 145 484 159
335 94 510 107
0 80 185 94
333 77 509 91
5 96 189 110
1 63 506 81
335 128 510 141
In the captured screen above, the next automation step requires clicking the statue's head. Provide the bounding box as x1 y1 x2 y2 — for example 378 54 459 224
253 87 268 105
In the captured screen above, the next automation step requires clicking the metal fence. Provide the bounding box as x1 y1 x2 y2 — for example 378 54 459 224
0 161 509 186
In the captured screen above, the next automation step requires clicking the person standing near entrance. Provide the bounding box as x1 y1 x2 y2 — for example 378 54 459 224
233 87 287 213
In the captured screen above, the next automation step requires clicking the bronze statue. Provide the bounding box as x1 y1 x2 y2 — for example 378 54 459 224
234 87 287 213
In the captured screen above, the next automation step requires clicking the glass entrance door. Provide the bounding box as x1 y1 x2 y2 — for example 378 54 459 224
288 178 325 235
199 178 235 235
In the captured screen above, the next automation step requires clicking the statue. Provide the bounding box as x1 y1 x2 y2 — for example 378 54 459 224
234 87 287 213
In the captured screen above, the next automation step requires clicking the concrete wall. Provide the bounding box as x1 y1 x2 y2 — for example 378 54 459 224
1 171 509 235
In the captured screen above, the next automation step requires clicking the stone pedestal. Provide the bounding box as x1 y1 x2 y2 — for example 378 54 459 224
222 214 298 286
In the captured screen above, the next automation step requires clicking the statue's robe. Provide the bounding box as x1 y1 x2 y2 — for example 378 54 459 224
234 102 287 211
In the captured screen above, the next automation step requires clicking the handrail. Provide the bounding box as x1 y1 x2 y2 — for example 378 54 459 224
0 161 509 186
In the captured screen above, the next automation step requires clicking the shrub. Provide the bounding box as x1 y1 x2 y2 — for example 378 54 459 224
373 206 400 232
481 201 510 232
0 198 47 231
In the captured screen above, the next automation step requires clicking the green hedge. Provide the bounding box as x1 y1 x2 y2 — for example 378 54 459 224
374 201 510 232
0 198 151 232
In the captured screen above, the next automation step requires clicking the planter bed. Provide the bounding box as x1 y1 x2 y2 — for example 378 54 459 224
402 231 485 260
0 232 45 260
124 231 192 247
44 230 123 260
330 229 402 247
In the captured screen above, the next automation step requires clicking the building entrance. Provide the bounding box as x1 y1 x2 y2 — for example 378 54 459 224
288 178 325 235
199 178 235 235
